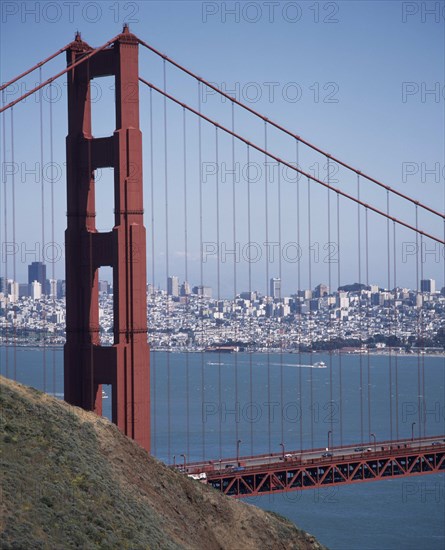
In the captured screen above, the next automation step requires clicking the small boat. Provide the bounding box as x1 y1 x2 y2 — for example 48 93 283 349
102 389 109 399
314 361 327 368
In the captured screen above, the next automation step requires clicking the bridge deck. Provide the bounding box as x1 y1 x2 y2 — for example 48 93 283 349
177 437 445 498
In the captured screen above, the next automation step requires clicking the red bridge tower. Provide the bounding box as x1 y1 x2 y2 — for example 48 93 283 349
64 26 150 452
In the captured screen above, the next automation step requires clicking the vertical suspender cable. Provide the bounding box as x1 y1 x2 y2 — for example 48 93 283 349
39 68 46 392
386 190 393 442
420 234 426 437
10 108 17 380
149 87 157 456
198 81 206 462
337 193 343 446
247 144 253 455
183 107 190 460
264 122 271 458
162 59 171 462
393 221 399 440
278 161 284 448
49 83 56 396
307 176 314 449
231 104 239 449
215 126 222 460
296 140 303 452
415 205 422 438
366 207 371 440
357 174 363 444
327 158 333 444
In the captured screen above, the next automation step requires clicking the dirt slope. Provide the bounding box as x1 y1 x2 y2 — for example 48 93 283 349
0 376 327 550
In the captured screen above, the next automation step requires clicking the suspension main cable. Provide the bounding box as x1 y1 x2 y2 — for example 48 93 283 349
0 45 69 92
0 35 120 113
139 77 444 246
137 38 444 222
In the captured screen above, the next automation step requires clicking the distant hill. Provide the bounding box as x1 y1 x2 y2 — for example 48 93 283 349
0 376 327 550
338 283 370 293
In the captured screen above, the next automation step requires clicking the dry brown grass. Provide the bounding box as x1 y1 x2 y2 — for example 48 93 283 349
0 375 327 550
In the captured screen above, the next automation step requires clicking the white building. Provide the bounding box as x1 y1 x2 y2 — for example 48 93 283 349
31 281 42 300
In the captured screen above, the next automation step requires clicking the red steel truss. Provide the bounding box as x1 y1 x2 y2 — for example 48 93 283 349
197 444 445 498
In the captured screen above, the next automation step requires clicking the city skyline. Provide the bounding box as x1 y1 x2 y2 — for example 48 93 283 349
2 260 444 302
2 272 444 352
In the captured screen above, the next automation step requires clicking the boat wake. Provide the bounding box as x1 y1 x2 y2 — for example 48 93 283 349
268 361 327 369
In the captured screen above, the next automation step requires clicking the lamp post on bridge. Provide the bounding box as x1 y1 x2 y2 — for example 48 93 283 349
173 455 176 467
280 442 285 460
411 422 416 442
237 439 242 467
370 433 376 452
180 454 187 471
327 430 333 451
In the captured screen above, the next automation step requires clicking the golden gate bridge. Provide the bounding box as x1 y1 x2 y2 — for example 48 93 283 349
1 26 444 498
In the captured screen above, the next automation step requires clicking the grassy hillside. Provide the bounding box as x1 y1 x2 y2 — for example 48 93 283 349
0 376 327 549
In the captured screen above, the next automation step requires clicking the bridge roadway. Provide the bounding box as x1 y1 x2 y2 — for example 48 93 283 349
174 436 445 497
183 436 445 473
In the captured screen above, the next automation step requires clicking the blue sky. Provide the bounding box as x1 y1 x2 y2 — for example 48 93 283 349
1 1 444 295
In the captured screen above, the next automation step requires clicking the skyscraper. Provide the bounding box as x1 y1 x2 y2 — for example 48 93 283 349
270 277 281 299
167 275 179 297
28 262 46 288
420 279 435 293
180 281 191 296
30 281 42 300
